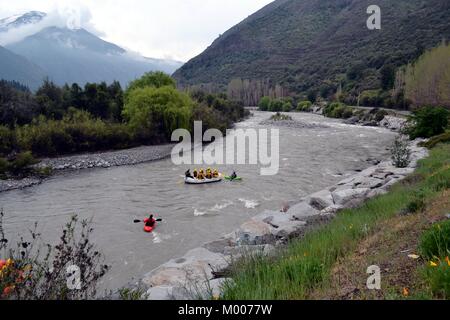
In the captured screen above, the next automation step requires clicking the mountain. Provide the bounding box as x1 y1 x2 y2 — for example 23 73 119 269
0 10 46 31
0 45 46 90
1 11 183 88
173 0 450 97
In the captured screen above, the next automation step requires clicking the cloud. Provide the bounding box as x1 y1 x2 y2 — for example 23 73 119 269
0 4 101 46
0 0 274 61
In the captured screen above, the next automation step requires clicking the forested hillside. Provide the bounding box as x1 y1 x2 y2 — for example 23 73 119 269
174 0 450 105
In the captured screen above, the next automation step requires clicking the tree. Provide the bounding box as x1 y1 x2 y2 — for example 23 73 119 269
405 43 450 108
125 72 176 100
380 64 395 90
123 86 193 141
35 79 64 119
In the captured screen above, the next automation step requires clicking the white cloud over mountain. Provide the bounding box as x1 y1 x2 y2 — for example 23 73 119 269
0 0 274 61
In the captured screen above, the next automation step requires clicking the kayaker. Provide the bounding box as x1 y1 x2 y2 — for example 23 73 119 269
230 171 237 180
145 215 156 228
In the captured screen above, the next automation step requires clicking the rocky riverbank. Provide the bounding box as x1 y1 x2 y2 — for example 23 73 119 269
140 138 428 300
260 118 329 129
0 144 175 192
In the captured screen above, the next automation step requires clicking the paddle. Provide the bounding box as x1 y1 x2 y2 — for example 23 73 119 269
134 218 163 223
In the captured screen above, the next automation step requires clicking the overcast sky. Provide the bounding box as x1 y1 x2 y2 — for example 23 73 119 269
0 0 274 62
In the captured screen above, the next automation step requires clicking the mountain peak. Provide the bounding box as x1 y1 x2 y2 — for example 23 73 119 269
0 11 46 31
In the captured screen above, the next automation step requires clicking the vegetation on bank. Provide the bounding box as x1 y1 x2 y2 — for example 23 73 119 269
221 142 450 300
0 72 248 179
0 214 109 300
269 112 293 121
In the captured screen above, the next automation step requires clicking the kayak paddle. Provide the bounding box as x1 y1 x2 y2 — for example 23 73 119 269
134 218 162 223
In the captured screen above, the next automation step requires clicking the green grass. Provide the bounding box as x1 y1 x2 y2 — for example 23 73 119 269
222 144 450 300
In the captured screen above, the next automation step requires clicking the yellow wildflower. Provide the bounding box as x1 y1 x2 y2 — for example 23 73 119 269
402 287 409 297
430 261 438 267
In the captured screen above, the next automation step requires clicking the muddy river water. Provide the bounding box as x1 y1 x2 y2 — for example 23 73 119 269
0 111 397 293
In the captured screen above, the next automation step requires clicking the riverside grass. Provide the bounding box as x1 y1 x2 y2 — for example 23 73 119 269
222 143 450 300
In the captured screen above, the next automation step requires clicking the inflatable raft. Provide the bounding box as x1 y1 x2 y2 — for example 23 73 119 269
184 176 223 185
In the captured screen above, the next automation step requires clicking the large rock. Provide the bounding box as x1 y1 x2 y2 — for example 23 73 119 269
272 220 307 238
203 234 237 254
287 202 319 220
146 285 175 300
252 210 292 227
308 189 334 210
331 188 370 207
379 116 407 131
354 176 385 189
320 204 345 216
142 248 228 288
236 219 274 245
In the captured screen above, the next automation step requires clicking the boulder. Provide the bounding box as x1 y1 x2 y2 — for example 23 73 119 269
203 235 237 254
308 189 334 210
252 210 292 227
142 248 228 288
354 176 385 189
344 116 359 125
236 219 274 245
147 285 175 300
272 220 307 238
320 204 344 216
208 278 231 298
287 202 320 220
331 188 370 207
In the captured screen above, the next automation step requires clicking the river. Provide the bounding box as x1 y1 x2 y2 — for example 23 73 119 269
0 111 397 293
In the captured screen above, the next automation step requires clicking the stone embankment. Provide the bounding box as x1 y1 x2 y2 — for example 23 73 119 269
141 138 428 300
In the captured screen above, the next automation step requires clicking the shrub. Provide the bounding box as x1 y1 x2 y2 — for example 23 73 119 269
0 158 9 178
420 220 450 299
7 152 39 176
407 106 449 139
0 213 109 300
268 99 284 112
323 102 353 119
422 131 450 149
282 101 293 112
0 126 15 156
375 109 388 122
391 136 411 168
270 112 292 121
258 96 271 111
422 259 450 299
297 101 312 112
419 220 450 260
342 108 354 119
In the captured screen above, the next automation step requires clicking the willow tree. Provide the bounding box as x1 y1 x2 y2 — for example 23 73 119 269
405 42 450 108
123 86 193 141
